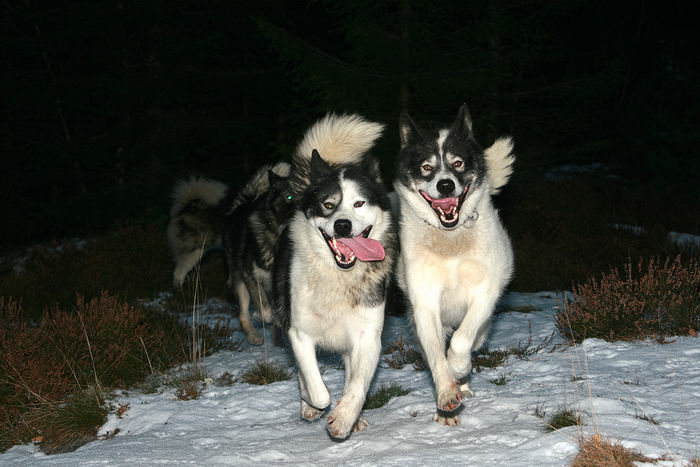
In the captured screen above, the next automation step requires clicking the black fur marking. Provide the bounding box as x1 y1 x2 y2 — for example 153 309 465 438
301 176 342 220
397 107 487 191
273 153 398 329
222 172 293 320
271 227 293 334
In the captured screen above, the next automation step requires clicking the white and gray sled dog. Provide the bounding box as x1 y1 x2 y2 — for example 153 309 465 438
167 162 293 344
272 114 397 439
394 104 514 426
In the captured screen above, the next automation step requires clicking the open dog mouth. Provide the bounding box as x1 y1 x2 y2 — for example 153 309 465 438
319 226 385 270
419 186 469 229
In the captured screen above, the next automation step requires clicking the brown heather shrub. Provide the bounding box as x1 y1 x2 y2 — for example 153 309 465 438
556 256 700 342
0 293 189 452
571 434 658 467
30 389 108 455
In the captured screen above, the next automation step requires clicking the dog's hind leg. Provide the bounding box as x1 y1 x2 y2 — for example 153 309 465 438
173 248 203 287
233 279 263 345
244 274 273 324
289 328 330 410
447 283 500 391
327 309 382 439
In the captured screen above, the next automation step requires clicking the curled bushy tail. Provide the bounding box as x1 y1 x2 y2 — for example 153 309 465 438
290 113 384 195
169 177 228 218
484 137 515 194
167 177 229 286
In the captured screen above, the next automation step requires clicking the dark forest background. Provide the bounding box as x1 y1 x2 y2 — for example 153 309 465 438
2 0 698 253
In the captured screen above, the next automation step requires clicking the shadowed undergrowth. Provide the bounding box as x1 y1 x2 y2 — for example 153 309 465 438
363 383 410 410
240 360 291 385
0 293 191 453
557 256 700 342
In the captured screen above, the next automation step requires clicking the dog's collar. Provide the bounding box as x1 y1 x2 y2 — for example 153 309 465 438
420 210 479 229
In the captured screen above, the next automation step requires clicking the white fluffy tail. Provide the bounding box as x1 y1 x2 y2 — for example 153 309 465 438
170 177 228 217
295 113 384 165
290 113 384 194
484 136 515 194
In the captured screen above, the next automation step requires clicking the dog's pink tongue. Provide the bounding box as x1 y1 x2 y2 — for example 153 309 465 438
431 197 458 211
337 237 385 261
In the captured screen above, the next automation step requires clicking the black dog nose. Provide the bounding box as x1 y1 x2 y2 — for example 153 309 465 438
437 179 455 196
334 219 352 237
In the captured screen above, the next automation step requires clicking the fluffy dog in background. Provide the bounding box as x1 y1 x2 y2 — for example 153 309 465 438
168 162 292 344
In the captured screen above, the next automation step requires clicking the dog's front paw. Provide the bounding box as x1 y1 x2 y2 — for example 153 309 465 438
447 351 471 380
433 412 460 426
459 382 475 398
326 406 357 440
352 417 369 433
300 400 324 421
436 382 463 412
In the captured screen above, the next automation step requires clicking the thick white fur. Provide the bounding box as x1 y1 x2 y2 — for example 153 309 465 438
395 135 514 426
288 207 389 439
287 114 389 439
484 137 515 194
295 114 384 165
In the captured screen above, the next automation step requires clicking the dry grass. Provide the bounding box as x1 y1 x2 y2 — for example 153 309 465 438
0 224 232 454
634 412 660 425
473 330 555 372
383 338 426 370
571 434 658 467
0 293 190 453
214 372 236 386
239 360 291 385
31 389 108 455
544 407 584 432
363 383 410 410
172 366 210 401
489 374 508 385
557 256 700 342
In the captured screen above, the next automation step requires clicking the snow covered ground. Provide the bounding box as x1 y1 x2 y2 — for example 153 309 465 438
2 292 698 466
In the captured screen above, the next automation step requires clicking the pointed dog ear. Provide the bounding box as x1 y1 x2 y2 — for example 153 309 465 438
267 169 286 189
399 112 421 149
268 169 282 184
362 156 384 184
310 149 333 181
452 103 473 135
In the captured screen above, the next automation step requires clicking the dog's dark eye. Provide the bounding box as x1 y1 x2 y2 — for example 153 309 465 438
353 201 365 208
323 202 335 210
452 160 463 168
286 194 294 201
421 164 433 172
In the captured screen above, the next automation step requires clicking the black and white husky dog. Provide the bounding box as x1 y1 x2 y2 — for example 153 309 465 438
167 162 293 344
394 104 515 426
273 114 397 440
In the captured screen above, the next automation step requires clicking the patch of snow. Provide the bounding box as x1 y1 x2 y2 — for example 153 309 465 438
667 231 700 249
2 292 698 466
608 223 648 236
